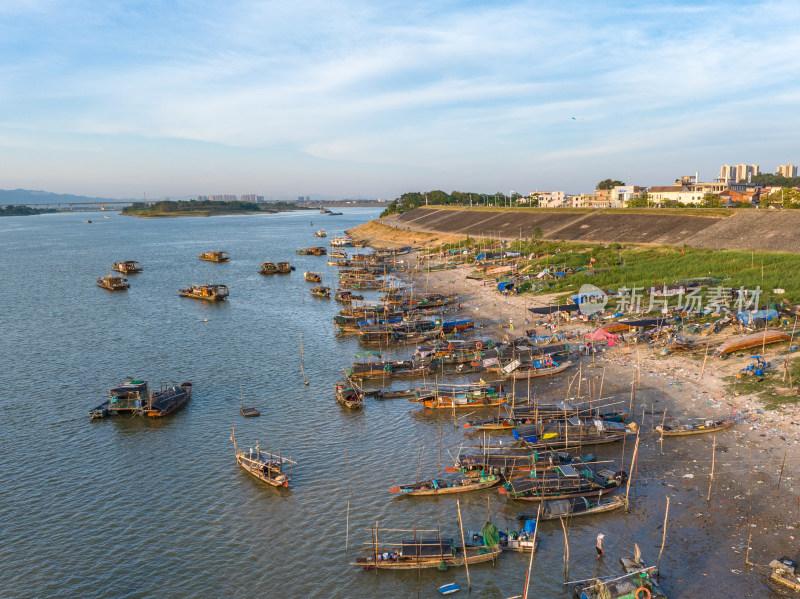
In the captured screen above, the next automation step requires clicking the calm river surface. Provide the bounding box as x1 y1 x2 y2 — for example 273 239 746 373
0 209 781 598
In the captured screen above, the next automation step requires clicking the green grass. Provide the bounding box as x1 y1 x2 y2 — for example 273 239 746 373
724 356 800 410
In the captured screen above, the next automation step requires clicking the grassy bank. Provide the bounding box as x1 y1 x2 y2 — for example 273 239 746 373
424 205 736 218
724 354 800 409
433 237 800 305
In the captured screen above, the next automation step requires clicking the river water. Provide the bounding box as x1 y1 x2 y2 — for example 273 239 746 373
0 208 786 598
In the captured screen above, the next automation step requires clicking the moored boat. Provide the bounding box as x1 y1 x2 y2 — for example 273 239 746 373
198 250 230 262
335 381 364 409
97 274 130 290
311 285 331 298
314 228 327 237
350 524 502 570
655 418 733 436
575 555 666 599
179 283 229 301
276 262 293 273
297 246 327 256
499 464 625 502
111 260 143 274
770 557 800 591
334 289 364 303
89 379 149 419
513 419 637 451
519 495 625 522
304 271 322 282
390 474 500 496
259 262 278 274
231 427 294 487
145 382 192 417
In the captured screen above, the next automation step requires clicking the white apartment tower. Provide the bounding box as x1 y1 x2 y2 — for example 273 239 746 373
777 164 798 178
719 164 759 182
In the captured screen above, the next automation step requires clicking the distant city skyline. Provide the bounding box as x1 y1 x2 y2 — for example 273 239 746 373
1 1 799 199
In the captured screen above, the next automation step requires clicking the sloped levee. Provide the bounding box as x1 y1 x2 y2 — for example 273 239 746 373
393 207 800 252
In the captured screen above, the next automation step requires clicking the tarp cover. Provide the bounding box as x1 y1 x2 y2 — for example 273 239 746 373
584 329 619 346
737 309 779 325
528 304 579 314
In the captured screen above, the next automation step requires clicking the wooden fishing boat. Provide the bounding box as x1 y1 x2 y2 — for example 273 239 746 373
519 495 625 522
350 525 502 570
97 274 130 290
447 450 593 479
464 414 538 432
198 250 230 262
513 402 629 423
346 351 435 381
329 250 347 259
514 419 637 451
314 228 327 237
377 387 422 400
89 379 149 419
713 330 791 357
311 285 331 298
655 418 733 436
502 358 572 380
259 262 277 274
411 382 507 409
769 557 800 591
145 382 192 417
335 381 364 409
231 427 294 487
304 271 322 282
327 258 351 267
499 465 625 502
334 289 364 303
111 260 142 274
179 283 229 301
390 474 500 496
276 262 293 273
575 556 666 599
297 246 327 256
330 234 354 246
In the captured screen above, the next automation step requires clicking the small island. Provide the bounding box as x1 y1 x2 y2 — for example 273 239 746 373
0 205 58 217
121 199 310 217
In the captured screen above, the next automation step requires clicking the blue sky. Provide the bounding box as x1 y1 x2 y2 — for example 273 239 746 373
1 0 799 199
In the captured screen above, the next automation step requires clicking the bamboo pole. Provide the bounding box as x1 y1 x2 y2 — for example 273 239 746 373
700 343 709 379
300 332 309 385
625 431 640 512
523 504 540 599
345 449 353 497
706 435 716 502
599 367 606 399
560 516 570 583
659 408 667 455
745 531 753 566
656 496 670 579
346 499 350 553
777 452 787 497
456 499 471 589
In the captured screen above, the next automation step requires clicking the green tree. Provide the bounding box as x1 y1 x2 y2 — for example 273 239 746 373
531 226 543 241
626 192 649 208
597 179 625 190
699 193 722 208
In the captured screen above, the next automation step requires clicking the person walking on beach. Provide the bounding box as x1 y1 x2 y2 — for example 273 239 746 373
596 533 604 559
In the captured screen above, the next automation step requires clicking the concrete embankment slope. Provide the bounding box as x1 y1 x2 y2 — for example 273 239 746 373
390 207 800 252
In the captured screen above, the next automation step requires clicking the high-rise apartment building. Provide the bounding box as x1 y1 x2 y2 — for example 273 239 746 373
719 164 759 182
777 164 798 178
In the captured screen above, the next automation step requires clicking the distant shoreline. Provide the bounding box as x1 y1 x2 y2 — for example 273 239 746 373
122 204 313 218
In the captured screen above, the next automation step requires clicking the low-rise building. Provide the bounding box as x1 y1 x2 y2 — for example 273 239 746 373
527 190 568 207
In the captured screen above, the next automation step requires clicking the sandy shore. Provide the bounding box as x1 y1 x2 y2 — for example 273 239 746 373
357 216 800 594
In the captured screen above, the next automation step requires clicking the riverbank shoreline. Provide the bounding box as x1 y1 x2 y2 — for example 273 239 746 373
364 215 800 593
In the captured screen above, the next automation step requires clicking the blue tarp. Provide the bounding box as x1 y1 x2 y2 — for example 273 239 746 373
498 282 514 292
737 309 778 325
571 292 605 305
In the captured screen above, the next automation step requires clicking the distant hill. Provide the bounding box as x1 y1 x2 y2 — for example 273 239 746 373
0 189 134 205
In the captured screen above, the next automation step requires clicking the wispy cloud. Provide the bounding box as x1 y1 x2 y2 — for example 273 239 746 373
1 0 799 196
